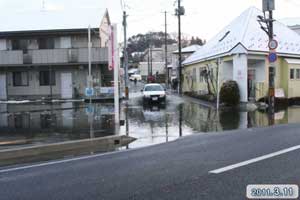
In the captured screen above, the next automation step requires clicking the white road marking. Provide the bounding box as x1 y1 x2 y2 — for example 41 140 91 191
209 145 300 174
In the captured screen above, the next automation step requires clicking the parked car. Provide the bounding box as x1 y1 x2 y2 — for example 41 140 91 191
141 83 166 104
128 68 140 77
147 75 155 83
129 74 142 81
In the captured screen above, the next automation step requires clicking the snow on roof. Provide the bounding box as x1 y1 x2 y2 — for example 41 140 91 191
279 18 300 27
173 45 202 54
184 7 300 65
0 8 107 32
285 58 300 64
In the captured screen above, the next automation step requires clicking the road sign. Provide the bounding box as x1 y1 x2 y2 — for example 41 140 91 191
85 105 95 114
268 39 278 50
85 87 94 97
268 52 277 63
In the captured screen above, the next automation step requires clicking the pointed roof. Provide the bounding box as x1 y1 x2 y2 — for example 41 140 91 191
279 18 300 27
173 45 202 54
101 9 111 26
184 7 300 65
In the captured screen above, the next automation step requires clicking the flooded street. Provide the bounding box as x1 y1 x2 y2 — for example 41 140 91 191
1 82 300 166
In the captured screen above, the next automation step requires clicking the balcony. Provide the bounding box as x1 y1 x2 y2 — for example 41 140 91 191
0 50 23 65
0 47 108 66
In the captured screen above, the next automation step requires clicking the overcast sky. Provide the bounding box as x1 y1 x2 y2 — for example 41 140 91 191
1 0 300 41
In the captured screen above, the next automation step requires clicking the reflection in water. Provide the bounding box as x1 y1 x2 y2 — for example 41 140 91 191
123 102 194 149
1 100 300 154
0 102 116 150
219 109 240 130
179 104 182 137
182 103 221 133
0 102 137 167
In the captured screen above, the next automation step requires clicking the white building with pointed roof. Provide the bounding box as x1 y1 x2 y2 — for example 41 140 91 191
280 18 300 35
182 7 300 102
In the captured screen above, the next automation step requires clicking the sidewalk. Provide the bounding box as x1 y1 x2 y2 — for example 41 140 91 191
168 89 216 108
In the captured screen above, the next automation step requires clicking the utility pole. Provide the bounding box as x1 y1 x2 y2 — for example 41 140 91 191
268 9 275 126
176 0 184 95
258 0 276 125
88 25 92 104
148 49 150 77
164 11 168 87
123 11 129 99
150 44 153 76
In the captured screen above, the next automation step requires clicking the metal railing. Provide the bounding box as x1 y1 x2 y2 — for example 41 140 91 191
0 47 108 65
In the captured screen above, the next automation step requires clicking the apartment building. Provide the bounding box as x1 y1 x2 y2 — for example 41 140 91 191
0 9 111 100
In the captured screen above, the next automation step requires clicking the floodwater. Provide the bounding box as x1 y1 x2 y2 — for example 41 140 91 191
1 82 300 166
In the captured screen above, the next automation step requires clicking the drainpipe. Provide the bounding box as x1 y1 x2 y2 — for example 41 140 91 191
49 65 53 101
88 25 92 104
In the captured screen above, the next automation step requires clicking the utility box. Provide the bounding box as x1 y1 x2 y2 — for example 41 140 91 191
263 0 275 11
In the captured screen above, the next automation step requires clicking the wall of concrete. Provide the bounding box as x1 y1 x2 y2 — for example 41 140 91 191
139 62 165 77
288 63 300 98
233 54 248 102
3 65 104 100
221 61 233 83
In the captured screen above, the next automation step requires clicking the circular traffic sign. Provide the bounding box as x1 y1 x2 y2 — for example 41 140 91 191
268 39 278 50
268 52 277 63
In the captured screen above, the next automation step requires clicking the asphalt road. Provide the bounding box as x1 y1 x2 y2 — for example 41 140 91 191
1 123 300 200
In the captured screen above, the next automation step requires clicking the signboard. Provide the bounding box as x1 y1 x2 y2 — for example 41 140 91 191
108 25 116 71
85 87 94 97
275 111 285 120
268 39 278 50
268 52 277 63
85 105 95 114
100 87 114 94
275 88 285 98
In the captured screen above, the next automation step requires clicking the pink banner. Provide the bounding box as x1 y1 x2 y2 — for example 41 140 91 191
108 25 115 71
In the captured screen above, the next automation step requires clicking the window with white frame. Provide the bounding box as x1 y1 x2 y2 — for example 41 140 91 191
290 68 295 80
297 69 300 79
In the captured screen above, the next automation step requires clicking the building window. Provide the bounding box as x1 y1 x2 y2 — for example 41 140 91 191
8 113 30 129
40 71 55 86
38 38 55 49
211 68 214 80
297 69 300 79
12 39 29 53
41 114 56 129
193 68 197 82
199 67 206 83
290 69 295 80
13 72 29 86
